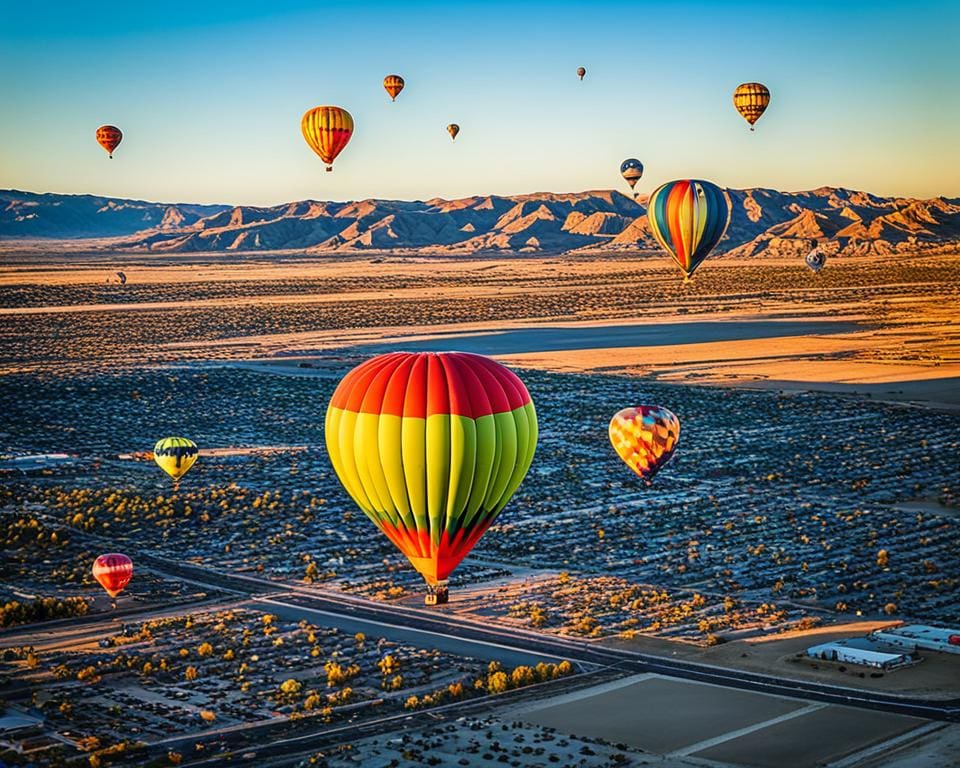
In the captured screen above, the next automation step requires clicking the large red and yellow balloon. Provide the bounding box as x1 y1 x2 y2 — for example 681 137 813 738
301 106 354 171
325 352 537 603
647 179 730 281
95 125 123 158
92 553 133 599
609 406 680 485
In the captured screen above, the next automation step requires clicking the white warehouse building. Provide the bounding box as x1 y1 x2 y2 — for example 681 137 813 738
870 625 960 655
806 639 913 670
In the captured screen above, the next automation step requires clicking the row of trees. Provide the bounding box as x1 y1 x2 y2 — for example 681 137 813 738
0 596 91 628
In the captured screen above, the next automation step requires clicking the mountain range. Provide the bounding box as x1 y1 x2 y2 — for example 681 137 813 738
3 187 959 257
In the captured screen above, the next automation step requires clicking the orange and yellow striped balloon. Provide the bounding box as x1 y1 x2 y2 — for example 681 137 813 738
301 106 354 172
325 352 537 600
733 82 770 130
96 125 123 158
383 74 405 101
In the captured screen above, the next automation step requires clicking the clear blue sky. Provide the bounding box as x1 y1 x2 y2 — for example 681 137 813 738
2 0 957 205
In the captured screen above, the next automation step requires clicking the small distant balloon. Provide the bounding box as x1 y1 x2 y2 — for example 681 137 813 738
577 66 586 80
620 159 644 194
301 106 354 171
733 82 770 130
383 74 405 101
154 437 198 482
447 123 460 141
93 553 133 607
96 125 122 158
647 179 731 281
805 249 826 274
609 406 680 485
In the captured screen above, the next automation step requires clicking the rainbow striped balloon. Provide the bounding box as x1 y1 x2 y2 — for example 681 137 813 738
647 179 730 281
325 352 537 598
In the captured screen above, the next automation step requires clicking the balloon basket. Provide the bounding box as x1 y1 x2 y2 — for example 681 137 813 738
424 580 449 606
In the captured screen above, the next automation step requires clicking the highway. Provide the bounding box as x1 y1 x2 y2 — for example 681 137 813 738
132 552 960 724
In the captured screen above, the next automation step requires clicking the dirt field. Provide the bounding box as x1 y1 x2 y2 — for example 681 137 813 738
2 251 958 407
516 674 930 767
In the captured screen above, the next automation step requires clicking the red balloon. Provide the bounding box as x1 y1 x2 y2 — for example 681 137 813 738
93 553 133 597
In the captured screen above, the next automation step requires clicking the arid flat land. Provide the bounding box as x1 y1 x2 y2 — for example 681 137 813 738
1 250 958 408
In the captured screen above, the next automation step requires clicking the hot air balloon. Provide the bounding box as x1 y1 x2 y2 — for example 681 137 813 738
383 74 405 101
93 553 133 609
301 106 354 171
733 82 770 130
325 351 537 605
96 125 123 158
577 66 586 80
447 123 460 141
620 159 644 194
609 406 680 485
647 179 730 281
805 248 826 274
154 437 198 483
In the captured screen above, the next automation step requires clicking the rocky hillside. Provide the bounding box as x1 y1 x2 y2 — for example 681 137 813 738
3 187 959 257
0 190 229 239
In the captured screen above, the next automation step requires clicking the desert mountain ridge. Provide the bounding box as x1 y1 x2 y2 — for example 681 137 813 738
3 187 959 258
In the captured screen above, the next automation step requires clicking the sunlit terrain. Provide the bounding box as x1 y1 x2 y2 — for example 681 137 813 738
1 248 958 766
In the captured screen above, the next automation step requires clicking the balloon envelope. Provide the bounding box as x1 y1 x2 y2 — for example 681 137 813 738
806 249 826 273
383 74 405 101
96 125 122 158
154 437 198 481
577 66 586 80
93 553 133 598
301 106 354 171
609 406 680 484
647 179 730 280
447 123 460 141
325 352 537 586
733 82 770 129
620 159 644 190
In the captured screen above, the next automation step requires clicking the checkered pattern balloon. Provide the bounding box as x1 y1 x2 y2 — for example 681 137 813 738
609 406 680 484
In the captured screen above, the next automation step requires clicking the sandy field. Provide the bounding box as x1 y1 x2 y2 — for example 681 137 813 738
2 251 958 407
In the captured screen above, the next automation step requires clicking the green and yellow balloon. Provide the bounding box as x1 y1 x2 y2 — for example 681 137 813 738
325 352 537 604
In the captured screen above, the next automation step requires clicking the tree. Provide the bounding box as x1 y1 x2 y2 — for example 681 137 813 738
184 666 199 682
486 671 509 693
197 642 213 657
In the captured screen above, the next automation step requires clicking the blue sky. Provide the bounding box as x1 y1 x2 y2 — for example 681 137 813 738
1 0 957 205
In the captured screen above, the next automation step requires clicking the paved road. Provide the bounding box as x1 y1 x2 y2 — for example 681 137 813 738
134 554 959 724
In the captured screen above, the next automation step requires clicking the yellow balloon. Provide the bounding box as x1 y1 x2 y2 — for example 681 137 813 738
733 82 770 130
154 437 198 481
